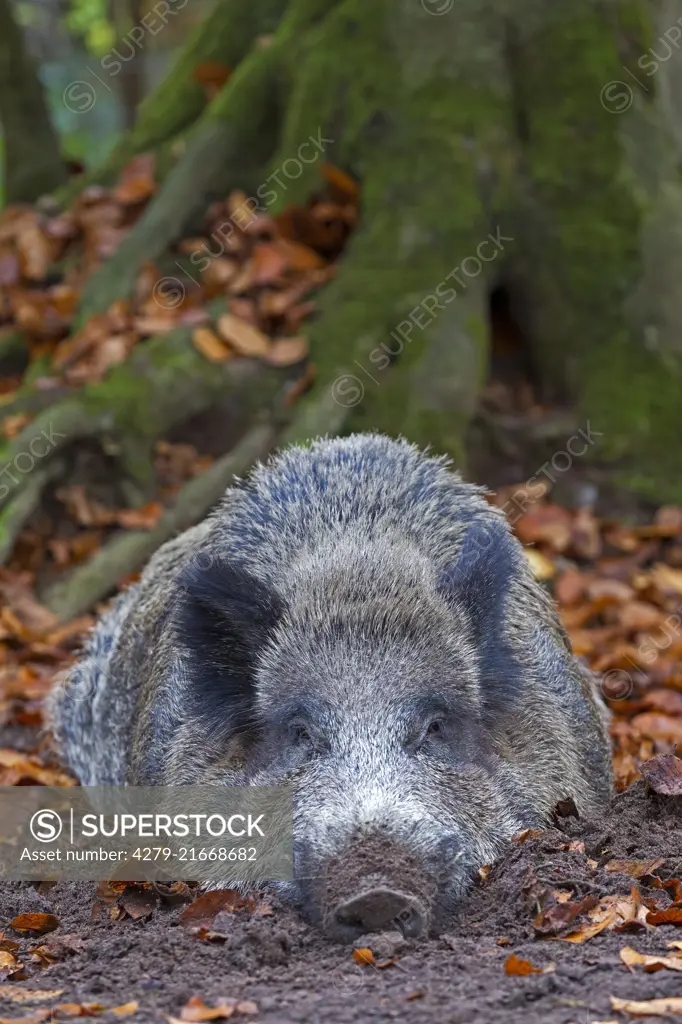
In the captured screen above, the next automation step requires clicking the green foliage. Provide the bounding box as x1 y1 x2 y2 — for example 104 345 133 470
64 0 115 55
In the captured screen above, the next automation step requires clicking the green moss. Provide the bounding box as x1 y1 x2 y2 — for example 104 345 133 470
505 1 682 501
56 0 290 206
269 0 513 459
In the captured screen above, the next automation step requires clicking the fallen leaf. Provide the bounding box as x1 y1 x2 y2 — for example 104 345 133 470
632 714 682 745
192 327 233 363
0 1012 51 1024
535 894 599 937
0 987 63 1003
605 858 666 878
113 154 157 205
639 754 682 796
0 950 20 977
180 996 234 1021
10 914 60 936
116 502 163 531
216 314 271 358
320 163 360 202
618 601 664 632
250 242 288 285
264 336 308 367
555 570 587 606
524 548 556 581
620 945 682 972
610 995 682 1016
353 948 376 966
273 238 325 271
120 885 156 921
515 505 573 551
647 907 682 926
513 828 545 844
504 954 543 976
192 62 232 98
179 890 260 933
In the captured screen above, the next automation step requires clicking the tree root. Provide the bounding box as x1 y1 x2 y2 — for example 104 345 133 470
55 0 290 208
0 457 66 563
77 0 340 322
0 323 285 562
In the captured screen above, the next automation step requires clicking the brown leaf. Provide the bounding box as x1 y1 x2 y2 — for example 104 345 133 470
646 906 682 926
534 894 598 937
605 858 666 878
632 714 682 745
120 885 156 921
571 506 601 559
180 996 234 1021
179 890 257 933
216 314 271 358
610 995 682 1016
639 754 682 796
560 890 650 943
10 914 60 936
16 218 53 282
116 502 163 531
192 62 232 98
554 570 586 606
110 1004 139 1018
523 549 556 581
235 1002 258 1016
1 414 30 439
353 948 376 966
0 1012 52 1024
250 242 288 285
264 336 308 367
650 563 682 597
0 750 75 787
618 601 663 632
113 154 157 205
620 945 682 972
191 327 233 364
272 238 326 272
0 950 20 977
320 163 360 202
0 986 63 1004
515 505 573 552
504 954 543 976
512 828 545 844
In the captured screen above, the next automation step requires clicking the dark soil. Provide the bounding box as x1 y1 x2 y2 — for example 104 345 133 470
1 782 681 1024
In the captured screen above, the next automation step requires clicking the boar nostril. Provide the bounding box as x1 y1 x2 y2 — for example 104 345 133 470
335 887 426 937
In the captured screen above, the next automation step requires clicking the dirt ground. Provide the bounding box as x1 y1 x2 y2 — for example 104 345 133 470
0 781 680 1024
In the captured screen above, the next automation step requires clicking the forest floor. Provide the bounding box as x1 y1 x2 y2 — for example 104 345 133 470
0 783 680 1024
0 498 681 1024
0 159 682 1023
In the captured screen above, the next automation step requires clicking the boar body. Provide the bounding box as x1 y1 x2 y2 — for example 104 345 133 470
48 434 612 937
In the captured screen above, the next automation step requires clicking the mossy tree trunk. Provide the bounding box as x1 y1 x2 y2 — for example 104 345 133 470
0 0 67 202
3 0 682 587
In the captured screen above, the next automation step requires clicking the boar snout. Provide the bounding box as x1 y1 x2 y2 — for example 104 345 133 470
335 887 427 938
312 833 438 942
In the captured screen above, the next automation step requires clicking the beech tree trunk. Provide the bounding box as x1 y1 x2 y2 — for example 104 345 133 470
0 0 67 202
3 0 682 606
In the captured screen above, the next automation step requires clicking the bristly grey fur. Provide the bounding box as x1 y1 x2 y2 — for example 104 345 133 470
47 433 612 930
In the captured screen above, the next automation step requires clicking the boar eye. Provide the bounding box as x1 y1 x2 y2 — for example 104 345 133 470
426 719 445 738
291 722 312 745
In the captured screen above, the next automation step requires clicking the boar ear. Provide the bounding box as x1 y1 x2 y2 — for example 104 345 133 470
174 556 284 737
437 517 520 709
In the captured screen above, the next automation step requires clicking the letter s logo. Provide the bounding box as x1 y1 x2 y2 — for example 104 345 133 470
30 809 63 842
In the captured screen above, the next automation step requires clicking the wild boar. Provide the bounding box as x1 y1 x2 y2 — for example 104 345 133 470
48 433 612 938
